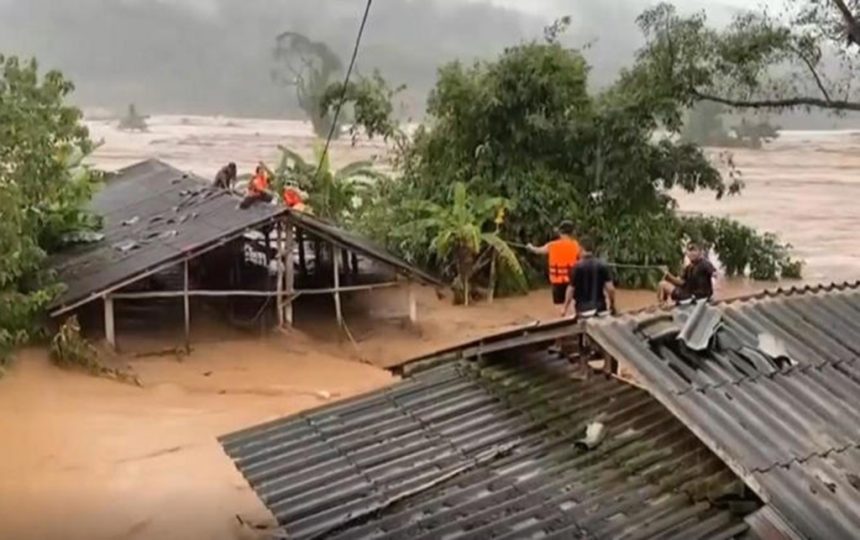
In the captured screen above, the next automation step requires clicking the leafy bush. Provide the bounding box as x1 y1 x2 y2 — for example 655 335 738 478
50 317 140 385
681 216 801 280
0 55 102 365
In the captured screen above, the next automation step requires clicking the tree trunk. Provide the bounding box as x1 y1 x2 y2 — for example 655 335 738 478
488 253 497 303
341 249 350 285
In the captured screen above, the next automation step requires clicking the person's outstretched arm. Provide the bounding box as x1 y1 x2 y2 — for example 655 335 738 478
527 242 550 255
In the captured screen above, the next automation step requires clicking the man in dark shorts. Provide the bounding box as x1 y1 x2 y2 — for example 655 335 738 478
658 242 716 306
527 221 581 316
562 236 616 317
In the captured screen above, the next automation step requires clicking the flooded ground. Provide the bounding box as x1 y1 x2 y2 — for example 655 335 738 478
2 116 856 539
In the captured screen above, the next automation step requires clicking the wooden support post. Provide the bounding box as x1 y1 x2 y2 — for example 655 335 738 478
275 221 285 328
285 222 295 326
333 246 343 327
183 259 191 353
104 295 116 349
408 286 418 325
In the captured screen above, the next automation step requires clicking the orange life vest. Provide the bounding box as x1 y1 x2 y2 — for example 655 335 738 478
249 172 269 195
547 238 581 284
284 187 303 208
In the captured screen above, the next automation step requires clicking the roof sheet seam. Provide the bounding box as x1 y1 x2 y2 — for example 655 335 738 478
752 443 860 474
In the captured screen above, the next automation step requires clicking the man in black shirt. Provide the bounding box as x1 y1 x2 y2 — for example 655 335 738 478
563 236 616 317
658 242 716 306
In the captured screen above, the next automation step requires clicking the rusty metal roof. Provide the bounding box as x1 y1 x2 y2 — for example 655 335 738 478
587 283 860 539
220 350 758 540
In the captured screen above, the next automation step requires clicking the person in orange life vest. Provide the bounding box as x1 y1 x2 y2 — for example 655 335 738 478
283 186 307 212
527 220 582 315
239 165 273 209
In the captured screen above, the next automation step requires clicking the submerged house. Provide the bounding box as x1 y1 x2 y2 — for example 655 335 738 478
220 284 860 539
48 159 440 350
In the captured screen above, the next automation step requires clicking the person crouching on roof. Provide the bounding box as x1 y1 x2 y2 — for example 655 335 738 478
239 165 273 209
213 162 237 191
527 220 582 316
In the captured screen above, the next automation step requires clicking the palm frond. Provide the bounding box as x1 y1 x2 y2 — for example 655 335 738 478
482 232 528 291
335 160 375 181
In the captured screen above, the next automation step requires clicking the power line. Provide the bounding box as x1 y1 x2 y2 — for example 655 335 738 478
315 0 373 181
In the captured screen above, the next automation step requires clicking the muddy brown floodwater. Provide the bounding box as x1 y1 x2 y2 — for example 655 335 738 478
2 117 857 539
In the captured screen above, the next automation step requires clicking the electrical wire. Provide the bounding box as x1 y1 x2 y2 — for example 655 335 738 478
315 0 373 181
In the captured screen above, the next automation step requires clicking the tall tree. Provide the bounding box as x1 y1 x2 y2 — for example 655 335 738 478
273 32 343 137
632 2 860 113
0 56 101 364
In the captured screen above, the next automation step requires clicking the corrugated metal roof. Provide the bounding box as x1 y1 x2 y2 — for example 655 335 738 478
587 283 860 539
220 351 758 540
49 159 284 312
49 159 442 314
286 210 443 287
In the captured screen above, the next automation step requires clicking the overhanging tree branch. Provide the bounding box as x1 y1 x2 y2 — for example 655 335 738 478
832 0 860 45
692 89 860 111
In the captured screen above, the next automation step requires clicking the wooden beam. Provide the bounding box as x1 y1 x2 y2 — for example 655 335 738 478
104 295 116 349
285 223 296 326
408 286 418 325
275 221 285 328
183 259 191 353
107 281 399 300
333 246 343 327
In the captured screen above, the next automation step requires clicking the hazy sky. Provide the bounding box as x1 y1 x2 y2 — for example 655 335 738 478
0 0 751 117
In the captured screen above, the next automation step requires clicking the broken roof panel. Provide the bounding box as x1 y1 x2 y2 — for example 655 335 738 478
49 159 283 313
587 283 860 539
220 350 757 540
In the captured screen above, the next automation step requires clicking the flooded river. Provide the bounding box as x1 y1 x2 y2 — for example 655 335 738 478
87 116 860 285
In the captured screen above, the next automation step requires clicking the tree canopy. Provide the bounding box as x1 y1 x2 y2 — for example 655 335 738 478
632 1 860 114
0 56 101 364
336 26 802 293
273 32 344 137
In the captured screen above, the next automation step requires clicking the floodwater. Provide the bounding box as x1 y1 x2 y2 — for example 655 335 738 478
86 116 860 284
2 116 857 539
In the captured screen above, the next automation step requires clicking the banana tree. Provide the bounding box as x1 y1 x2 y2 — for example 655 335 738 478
413 182 526 305
272 141 386 225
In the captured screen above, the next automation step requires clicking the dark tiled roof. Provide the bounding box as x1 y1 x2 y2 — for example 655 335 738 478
49 159 283 312
49 160 443 314
220 351 756 540
587 283 860 539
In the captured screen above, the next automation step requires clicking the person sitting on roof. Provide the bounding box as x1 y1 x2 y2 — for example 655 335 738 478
283 186 307 212
658 241 716 307
213 162 237 191
239 165 273 209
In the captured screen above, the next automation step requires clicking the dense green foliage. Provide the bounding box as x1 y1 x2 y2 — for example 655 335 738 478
273 32 344 138
332 26 802 292
267 142 387 225
397 183 526 304
0 55 101 365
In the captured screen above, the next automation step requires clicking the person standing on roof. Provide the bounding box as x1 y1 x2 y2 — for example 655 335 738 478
527 221 582 315
657 241 716 306
239 164 273 209
563 236 616 317
213 162 237 191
